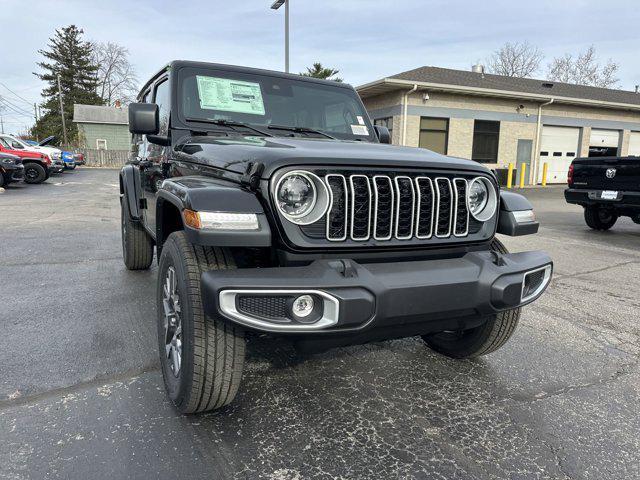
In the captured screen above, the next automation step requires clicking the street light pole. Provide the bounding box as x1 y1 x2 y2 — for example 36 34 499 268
285 0 289 73
271 0 290 73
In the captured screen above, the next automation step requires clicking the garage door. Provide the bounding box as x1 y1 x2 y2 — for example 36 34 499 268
589 129 620 157
629 132 640 156
538 126 580 184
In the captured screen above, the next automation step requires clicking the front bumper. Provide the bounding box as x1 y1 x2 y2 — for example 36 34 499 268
202 249 552 336
2 165 24 182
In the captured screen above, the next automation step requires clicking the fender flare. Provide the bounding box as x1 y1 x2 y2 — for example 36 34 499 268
119 164 142 220
156 176 271 248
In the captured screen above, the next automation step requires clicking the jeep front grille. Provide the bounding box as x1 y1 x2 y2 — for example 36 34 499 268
324 174 470 242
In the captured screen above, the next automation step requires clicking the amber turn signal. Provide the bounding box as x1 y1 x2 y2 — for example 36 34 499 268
183 209 202 229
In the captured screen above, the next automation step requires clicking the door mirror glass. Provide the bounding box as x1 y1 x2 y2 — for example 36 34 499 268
11 141 24 149
128 103 159 135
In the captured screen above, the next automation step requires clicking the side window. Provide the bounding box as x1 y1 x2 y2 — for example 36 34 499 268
153 79 170 136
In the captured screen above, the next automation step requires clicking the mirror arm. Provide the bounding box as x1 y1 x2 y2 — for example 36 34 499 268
147 135 171 147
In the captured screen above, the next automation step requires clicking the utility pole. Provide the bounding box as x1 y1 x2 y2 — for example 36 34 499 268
33 103 39 141
0 114 4 134
57 74 68 145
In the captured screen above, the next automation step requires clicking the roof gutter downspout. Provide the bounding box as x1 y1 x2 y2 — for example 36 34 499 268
402 84 418 146
532 98 554 184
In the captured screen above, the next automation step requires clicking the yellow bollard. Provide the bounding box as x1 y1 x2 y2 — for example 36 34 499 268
542 162 548 186
519 164 527 188
507 163 514 189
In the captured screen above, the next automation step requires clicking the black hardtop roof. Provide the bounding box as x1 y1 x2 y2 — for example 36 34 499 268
138 60 353 100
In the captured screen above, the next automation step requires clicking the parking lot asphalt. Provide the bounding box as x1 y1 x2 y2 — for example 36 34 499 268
1 168 639 480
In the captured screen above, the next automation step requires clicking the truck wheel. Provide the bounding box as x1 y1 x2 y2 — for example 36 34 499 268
584 206 617 230
157 231 245 414
0 174 5 188
421 239 521 359
23 163 46 184
121 197 154 270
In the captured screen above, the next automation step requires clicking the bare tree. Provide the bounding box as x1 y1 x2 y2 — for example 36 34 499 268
92 42 138 105
547 46 619 88
487 42 543 78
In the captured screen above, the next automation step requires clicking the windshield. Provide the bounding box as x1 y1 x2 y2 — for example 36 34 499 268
5 136 31 148
178 67 376 142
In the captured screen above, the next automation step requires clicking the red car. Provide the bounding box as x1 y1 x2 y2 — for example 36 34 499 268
0 137 52 184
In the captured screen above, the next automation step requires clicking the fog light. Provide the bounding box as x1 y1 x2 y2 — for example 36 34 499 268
292 295 314 317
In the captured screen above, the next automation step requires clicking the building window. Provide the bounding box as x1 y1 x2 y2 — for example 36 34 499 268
419 117 448 154
96 139 107 150
472 120 500 163
374 117 393 141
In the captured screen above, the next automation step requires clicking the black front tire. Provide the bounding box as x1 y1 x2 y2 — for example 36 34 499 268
0 174 5 188
421 239 521 359
121 196 154 270
157 231 245 414
23 163 46 184
584 206 617 230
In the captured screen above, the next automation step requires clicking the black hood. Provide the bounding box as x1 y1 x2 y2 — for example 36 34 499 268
174 135 490 178
38 135 57 147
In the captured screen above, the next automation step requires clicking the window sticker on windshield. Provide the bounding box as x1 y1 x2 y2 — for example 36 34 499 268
196 76 265 115
351 125 369 135
356 116 365 125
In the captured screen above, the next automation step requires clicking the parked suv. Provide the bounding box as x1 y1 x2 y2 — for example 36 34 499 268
0 137 52 184
0 152 24 187
120 61 552 414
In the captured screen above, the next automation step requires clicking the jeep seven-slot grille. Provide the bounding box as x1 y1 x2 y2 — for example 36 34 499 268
323 174 471 242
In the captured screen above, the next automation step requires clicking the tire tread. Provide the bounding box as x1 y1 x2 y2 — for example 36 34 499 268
121 198 154 270
165 232 245 414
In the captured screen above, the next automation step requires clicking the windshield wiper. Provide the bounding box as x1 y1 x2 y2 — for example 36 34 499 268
184 118 273 137
267 124 336 139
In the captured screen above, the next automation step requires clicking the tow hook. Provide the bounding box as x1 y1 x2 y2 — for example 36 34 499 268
329 259 357 278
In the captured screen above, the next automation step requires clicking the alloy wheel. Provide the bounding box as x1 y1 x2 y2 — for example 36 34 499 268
162 266 183 377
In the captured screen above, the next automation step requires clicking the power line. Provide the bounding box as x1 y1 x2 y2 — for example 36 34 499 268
0 82 34 106
0 97 33 117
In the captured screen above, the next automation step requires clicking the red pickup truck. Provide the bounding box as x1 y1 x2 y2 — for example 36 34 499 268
0 137 52 184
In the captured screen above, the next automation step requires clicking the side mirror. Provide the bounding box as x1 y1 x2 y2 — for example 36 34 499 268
374 125 391 144
128 103 159 135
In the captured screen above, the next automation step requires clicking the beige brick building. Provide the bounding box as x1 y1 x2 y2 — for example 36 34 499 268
357 66 640 184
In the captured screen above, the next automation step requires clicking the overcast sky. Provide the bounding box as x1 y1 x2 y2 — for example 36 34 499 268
1 0 639 132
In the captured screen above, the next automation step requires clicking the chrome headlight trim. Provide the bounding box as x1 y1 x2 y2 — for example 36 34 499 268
273 170 330 225
467 176 498 222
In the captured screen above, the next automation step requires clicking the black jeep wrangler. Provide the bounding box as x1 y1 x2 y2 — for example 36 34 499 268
120 61 552 414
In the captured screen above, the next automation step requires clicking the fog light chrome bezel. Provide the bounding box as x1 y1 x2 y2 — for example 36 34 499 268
218 289 339 332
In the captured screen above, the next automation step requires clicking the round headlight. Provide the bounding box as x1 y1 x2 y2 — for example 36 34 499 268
277 172 316 218
467 177 497 221
274 170 330 225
